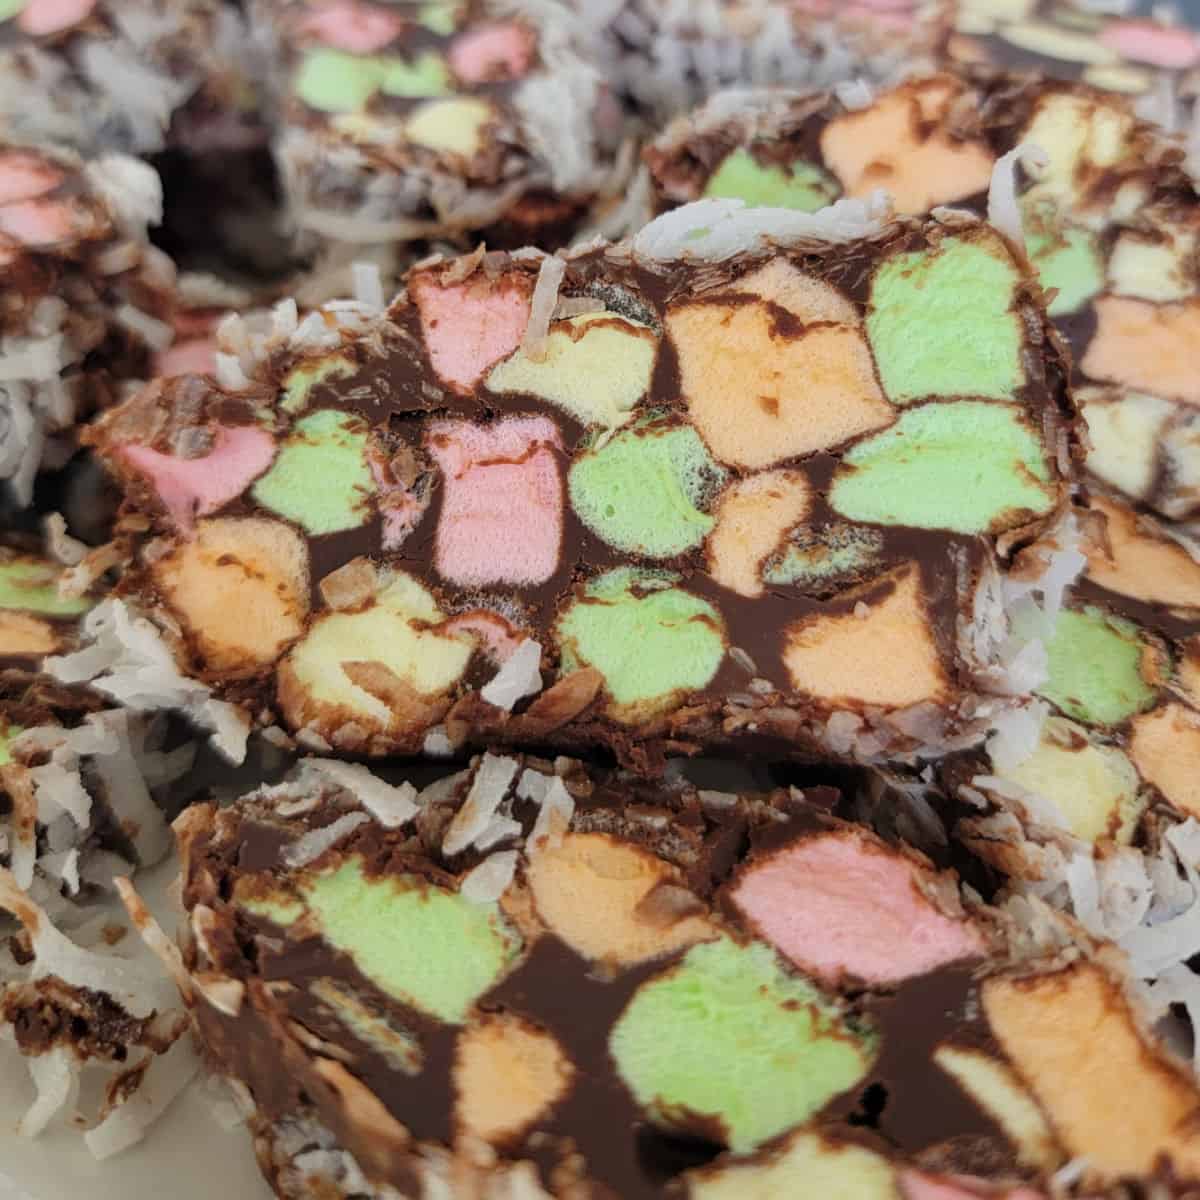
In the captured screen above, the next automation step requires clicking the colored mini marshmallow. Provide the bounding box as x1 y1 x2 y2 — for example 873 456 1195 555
1083 495 1200 612
731 830 983 986
405 97 493 158
0 151 61 204
996 716 1144 844
300 857 522 1024
569 418 725 559
667 292 893 469
0 554 92 618
16 0 94 36
448 24 534 84
0 199 80 246
282 354 357 414
279 571 474 747
296 2 406 54
294 47 383 113
120 425 277 532
783 565 948 709
703 149 840 211
487 313 657 430
1083 296 1200 408
690 1130 899 1200
150 517 310 674
1129 703 1200 820
525 832 714 968
982 962 1200 1179
830 401 1056 535
252 409 375 535
1038 606 1157 727
610 937 876 1153
555 568 726 723
820 77 994 214
454 1014 572 1143
1026 221 1104 317
706 470 811 598
867 233 1024 404
413 271 531 394
428 416 563 587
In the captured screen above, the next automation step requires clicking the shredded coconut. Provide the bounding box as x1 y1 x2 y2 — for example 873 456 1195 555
443 755 520 857
834 78 874 110
480 639 544 711
84 155 164 237
18 1048 78 1140
529 776 575 854
114 876 191 998
304 760 419 829
987 143 1049 250
522 256 566 362
283 812 370 869
632 194 891 265
460 851 519 904
46 600 250 763
352 261 385 312
84 1035 198 1160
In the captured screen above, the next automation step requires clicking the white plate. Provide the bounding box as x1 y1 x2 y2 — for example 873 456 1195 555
0 859 271 1200
0 1045 269 1200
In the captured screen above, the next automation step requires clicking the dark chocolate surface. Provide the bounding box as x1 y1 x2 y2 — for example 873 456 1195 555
183 771 1026 1199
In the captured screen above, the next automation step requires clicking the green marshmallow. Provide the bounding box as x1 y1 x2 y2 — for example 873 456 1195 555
310 978 423 1074
0 558 91 617
417 2 457 34
0 721 22 768
381 52 452 97
294 48 383 114
1039 606 1158 727
556 568 726 717
1025 215 1104 317
252 409 375 535
763 525 883 589
610 938 876 1154
281 354 356 415
829 401 1056 534
0 0 25 20
689 1131 898 1200
703 149 841 212
300 857 521 1025
868 235 1024 404
569 419 726 558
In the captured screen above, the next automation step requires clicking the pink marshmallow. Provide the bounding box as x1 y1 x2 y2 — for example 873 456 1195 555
731 832 985 987
295 1 406 54
427 416 563 587
119 425 277 532
16 0 96 36
0 153 62 205
442 610 525 664
901 1172 1044 1200
0 199 78 246
1099 21 1200 69
155 337 218 379
412 274 530 394
448 24 534 83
